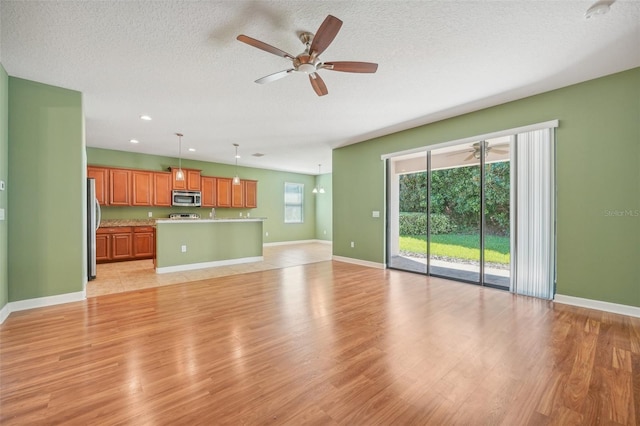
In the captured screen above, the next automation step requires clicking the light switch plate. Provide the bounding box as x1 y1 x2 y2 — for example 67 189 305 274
372 210 380 218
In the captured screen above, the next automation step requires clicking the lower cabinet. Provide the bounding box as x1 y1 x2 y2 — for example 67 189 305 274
97 226 155 263
133 226 155 259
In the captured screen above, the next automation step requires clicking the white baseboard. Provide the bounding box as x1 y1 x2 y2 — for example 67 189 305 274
0 303 10 324
332 255 385 270
156 256 264 274
554 294 640 318
264 239 332 247
1 290 87 324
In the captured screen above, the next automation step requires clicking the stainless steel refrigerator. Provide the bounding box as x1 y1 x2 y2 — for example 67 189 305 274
87 178 101 280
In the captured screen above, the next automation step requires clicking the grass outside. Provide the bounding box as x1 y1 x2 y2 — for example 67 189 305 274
400 234 510 264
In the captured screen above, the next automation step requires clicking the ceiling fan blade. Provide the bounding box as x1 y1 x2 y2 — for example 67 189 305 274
464 153 476 161
237 35 294 60
309 73 328 96
309 15 343 57
322 61 378 73
255 69 295 84
491 148 509 155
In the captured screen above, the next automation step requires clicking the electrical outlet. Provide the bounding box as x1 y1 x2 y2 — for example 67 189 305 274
372 211 380 218
323 230 327 235
181 245 187 253
265 231 269 237
350 241 355 248
148 211 153 218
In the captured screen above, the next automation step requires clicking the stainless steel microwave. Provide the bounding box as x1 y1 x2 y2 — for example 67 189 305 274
172 190 201 207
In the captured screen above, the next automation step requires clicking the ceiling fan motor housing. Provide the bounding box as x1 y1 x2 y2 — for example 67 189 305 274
294 54 318 74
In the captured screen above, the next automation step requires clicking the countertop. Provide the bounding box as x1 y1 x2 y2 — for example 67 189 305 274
101 218 266 227
155 217 266 224
100 219 156 227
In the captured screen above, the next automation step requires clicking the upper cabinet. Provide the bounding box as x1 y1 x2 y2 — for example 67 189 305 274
109 169 131 206
131 170 153 206
216 177 232 208
153 172 172 207
231 180 244 208
201 176 217 208
244 180 258 208
232 179 257 208
88 165 257 209
87 166 109 205
171 168 201 191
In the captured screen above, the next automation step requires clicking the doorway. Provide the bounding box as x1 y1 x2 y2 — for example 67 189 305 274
387 137 511 289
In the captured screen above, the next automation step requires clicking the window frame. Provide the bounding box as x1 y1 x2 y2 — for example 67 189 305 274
284 182 304 224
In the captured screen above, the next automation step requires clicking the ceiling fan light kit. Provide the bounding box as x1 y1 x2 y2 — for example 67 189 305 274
237 15 378 96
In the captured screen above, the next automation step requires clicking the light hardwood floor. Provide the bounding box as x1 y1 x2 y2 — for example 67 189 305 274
1 253 639 424
88 242 333 297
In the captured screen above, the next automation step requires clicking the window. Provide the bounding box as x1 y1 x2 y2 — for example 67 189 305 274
284 182 304 223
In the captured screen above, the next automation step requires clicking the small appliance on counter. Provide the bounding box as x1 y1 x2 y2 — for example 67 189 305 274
169 213 201 219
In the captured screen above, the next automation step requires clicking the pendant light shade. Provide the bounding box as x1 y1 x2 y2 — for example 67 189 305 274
233 144 241 185
313 164 325 194
175 133 185 181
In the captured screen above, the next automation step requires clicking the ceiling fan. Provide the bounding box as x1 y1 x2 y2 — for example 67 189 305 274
236 15 378 96
448 141 510 161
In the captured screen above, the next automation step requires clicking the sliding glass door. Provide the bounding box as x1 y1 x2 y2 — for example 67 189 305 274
483 137 511 288
387 152 428 274
429 142 481 283
387 138 512 289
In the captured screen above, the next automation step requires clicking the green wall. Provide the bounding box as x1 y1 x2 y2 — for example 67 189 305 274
314 173 332 241
87 148 320 243
333 68 640 307
8 77 85 301
156 221 263 268
0 64 8 312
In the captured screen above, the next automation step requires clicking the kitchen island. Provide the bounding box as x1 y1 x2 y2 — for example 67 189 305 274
154 218 265 273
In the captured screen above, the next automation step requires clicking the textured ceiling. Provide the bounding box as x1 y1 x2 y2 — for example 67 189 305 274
1 1 639 174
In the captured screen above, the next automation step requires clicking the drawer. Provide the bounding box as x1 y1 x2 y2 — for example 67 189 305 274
98 226 133 234
134 226 155 233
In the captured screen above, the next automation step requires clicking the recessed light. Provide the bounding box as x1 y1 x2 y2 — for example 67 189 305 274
585 2 610 19
130 139 139 144
188 148 196 152
140 115 152 121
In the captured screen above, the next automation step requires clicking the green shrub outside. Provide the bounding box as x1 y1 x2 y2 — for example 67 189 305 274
399 212 456 235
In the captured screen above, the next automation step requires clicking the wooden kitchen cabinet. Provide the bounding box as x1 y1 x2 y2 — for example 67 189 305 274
133 226 155 259
97 226 154 263
154 172 172 206
201 176 217 208
97 226 133 263
131 170 153 206
171 168 201 191
88 166 110 205
95 233 110 262
244 180 257 208
109 169 131 206
231 180 244 208
216 177 232 207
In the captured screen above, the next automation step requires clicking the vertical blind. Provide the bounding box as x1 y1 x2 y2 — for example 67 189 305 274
511 128 556 299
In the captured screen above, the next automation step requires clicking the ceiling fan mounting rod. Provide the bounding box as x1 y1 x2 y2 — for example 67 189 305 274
299 32 314 47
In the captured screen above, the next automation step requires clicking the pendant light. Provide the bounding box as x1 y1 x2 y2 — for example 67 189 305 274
312 164 325 194
233 143 241 185
175 133 185 181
